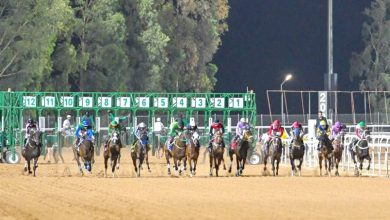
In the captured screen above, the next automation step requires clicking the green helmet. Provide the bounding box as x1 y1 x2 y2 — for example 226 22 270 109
110 120 118 126
359 121 366 128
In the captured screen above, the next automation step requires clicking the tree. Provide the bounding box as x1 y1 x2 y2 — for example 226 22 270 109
0 0 73 90
350 0 390 111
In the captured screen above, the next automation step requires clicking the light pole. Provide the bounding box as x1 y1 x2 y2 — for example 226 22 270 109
280 74 292 125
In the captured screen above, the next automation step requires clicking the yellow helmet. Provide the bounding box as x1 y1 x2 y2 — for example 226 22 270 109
320 120 326 127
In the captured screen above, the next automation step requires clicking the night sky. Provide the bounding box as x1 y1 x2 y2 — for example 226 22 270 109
213 0 373 114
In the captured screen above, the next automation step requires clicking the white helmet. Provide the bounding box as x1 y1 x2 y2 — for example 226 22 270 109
139 122 146 128
66 115 71 119
240 118 246 123
156 117 161 122
190 121 195 127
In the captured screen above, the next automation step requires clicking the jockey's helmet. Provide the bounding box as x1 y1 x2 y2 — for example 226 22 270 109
320 120 327 127
82 120 89 127
28 118 34 124
190 121 195 127
292 121 300 128
139 122 146 128
240 118 245 123
66 115 71 119
156 117 161 122
335 121 341 128
272 120 280 129
359 121 366 128
111 120 118 127
214 119 220 123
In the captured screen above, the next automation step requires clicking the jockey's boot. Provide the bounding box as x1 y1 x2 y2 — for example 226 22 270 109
168 140 174 152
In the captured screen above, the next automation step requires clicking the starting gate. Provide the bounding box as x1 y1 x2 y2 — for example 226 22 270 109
0 91 256 163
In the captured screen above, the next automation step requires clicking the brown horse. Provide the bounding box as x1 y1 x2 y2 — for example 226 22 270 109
131 131 151 177
228 129 254 176
186 130 200 177
289 128 305 176
209 131 226 177
318 132 332 176
262 134 283 176
332 131 345 176
164 131 187 175
73 134 94 176
22 128 41 177
104 131 121 177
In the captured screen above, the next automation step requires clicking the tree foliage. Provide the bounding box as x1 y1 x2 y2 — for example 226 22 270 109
350 0 390 111
0 0 229 93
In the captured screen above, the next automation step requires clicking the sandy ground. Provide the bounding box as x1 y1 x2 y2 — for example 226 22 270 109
0 148 390 220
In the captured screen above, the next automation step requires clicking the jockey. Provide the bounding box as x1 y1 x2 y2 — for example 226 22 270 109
187 121 200 148
289 121 303 150
330 121 345 141
168 118 184 152
132 122 149 147
75 120 94 149
265 120 285 149
208 119 225 152
349 121 367 152
316 119 332 151
81 112 94 129
104 120 122 151
24 118 40 148
233 118 250 143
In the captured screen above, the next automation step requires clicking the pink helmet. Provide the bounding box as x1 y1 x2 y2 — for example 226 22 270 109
292 121 300 128
272 120 280 129
335 121 341 128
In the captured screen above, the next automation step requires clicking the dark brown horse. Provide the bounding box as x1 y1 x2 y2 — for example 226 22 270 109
209 131 226 177
262 134 283 176
228 129 254 176
332 131 345 176
164 131 187 175
186 130 200 177
318 132 332 176
131 131 151 177
104 131 121 177
73 134 94 176
22 128 41 177
289 128 305 176
350 130 371 176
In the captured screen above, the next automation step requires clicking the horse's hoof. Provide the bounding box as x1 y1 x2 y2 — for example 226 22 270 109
29 171 32 174
148 169 151 172
209 172 213 177
24 167 27 172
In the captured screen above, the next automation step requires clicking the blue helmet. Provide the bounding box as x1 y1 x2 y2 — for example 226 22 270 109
82 120 89 127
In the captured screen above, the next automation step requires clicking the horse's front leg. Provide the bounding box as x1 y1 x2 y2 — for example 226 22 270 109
116 152 121 170
24 160 28 172
146 150 151 172
319 157 323 176
104 156 109 177
298 158 303 176
235 155 240 176
33 158 39 177
290 155 295 176
271 158 276 176
165 154 171 175
276 158 280 176
228 151 233 173
209 154 214 176
214 157 219 177
73 150 83 175
367 156 371 171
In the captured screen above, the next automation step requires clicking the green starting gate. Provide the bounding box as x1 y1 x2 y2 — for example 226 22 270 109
0 91 256 163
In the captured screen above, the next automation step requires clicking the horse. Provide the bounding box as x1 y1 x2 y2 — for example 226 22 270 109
131 131 151 177
103 131 121 177
164 131 187 175
262 133 283 176
22 128 41 177
289 128 305 176
318 131 333 176
73 133 94 175
228 128 254 176
186 130 200 177
209 131 226 177
350 130 371 176
332 131 345 176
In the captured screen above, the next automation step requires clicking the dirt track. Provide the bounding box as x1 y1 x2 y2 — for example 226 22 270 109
1 148 390 220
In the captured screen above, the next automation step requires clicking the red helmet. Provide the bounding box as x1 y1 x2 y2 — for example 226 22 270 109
272 120 280 129
292 121 300 128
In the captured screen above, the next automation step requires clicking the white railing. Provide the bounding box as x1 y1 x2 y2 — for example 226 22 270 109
274 134 390 176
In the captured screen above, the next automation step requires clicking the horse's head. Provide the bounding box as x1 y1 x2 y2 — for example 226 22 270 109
191 131 200 143
111 131 120 145
242 128 254 143
212 131 224 148
362 129 371 141
28 128 41 146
